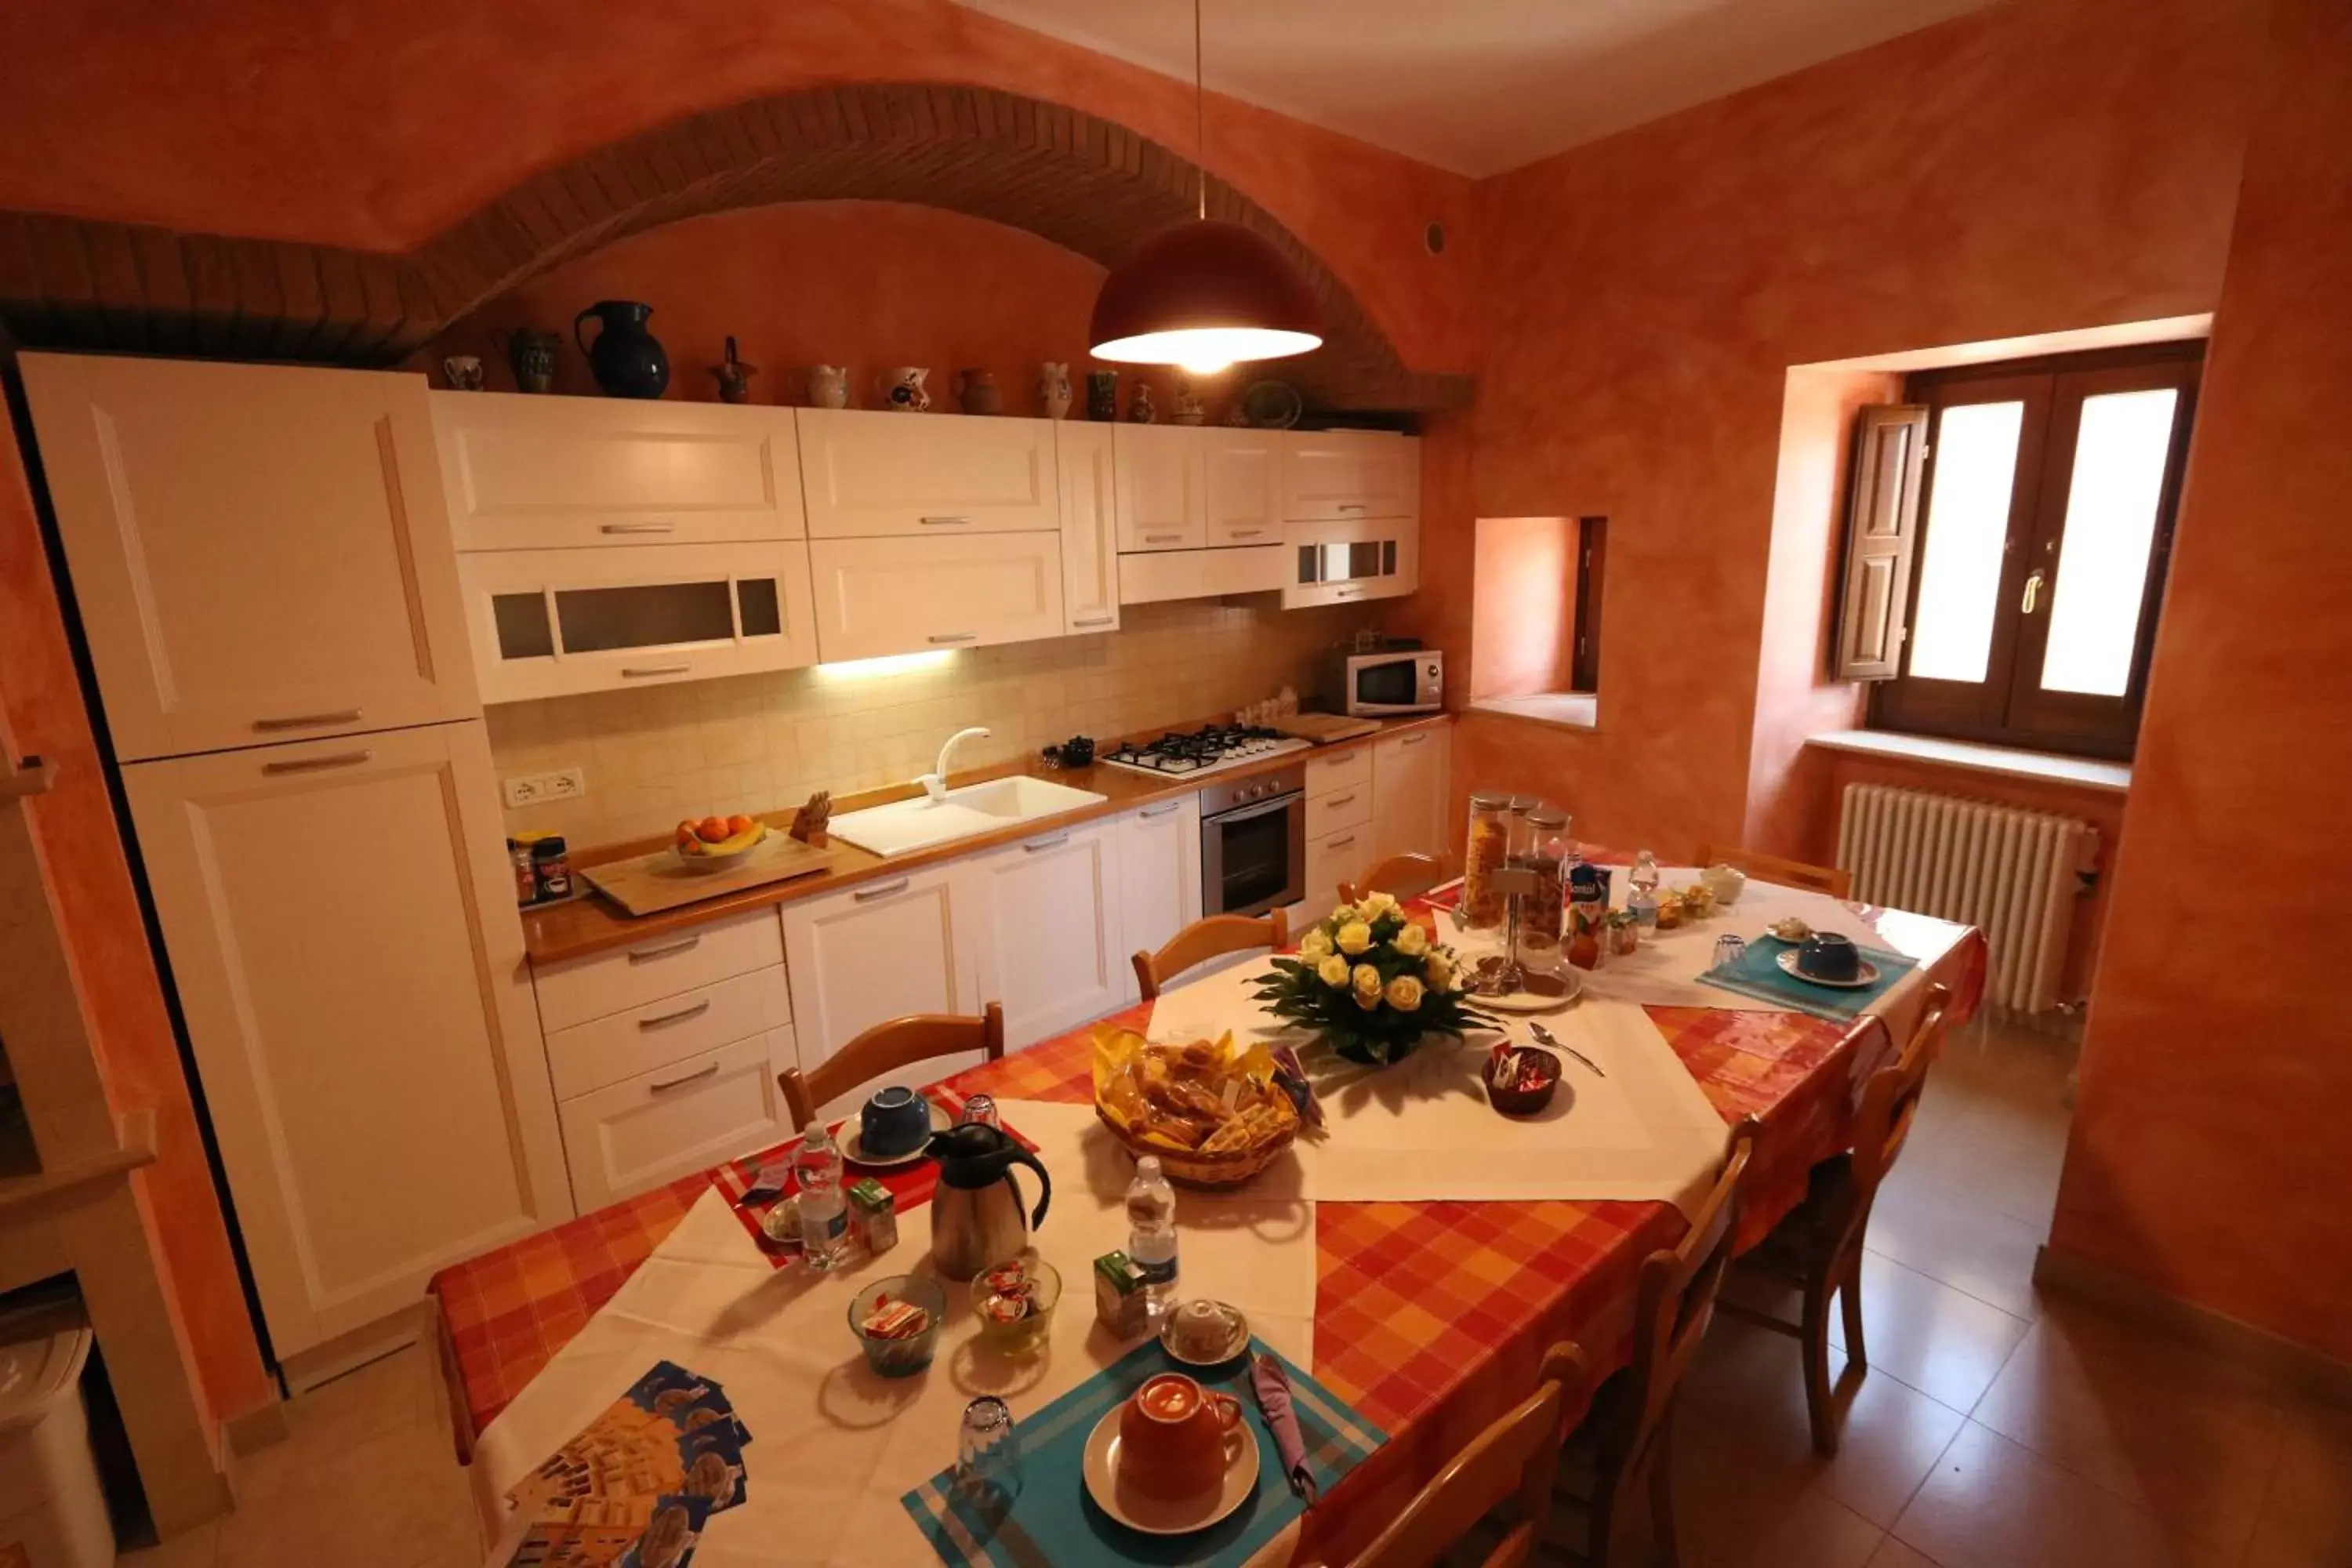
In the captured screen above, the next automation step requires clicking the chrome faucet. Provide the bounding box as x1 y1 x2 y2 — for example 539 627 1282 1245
920 727 992 804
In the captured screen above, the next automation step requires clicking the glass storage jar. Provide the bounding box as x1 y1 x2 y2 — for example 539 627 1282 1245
1512 804 1572 961
1461 792 1512 931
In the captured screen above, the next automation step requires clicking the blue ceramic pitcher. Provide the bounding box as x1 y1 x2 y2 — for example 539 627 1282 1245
573 299 670 398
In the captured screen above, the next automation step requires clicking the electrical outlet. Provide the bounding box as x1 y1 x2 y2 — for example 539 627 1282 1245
503 775 544 808
543 766 588 801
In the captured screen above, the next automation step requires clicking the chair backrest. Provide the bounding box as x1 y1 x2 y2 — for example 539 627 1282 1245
1341 1341 1591 1568
1341 851 1455 907
1625 1118 1759 1452
777 1004 1004 1131
1695 844 1853 899
1849 982 1951 1200
1133 910 1289 1002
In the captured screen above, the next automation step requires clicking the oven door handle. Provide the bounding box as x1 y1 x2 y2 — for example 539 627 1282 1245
1206 793 1300 828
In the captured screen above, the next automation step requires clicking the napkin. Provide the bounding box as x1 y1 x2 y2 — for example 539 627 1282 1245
1250 1352 1317 1504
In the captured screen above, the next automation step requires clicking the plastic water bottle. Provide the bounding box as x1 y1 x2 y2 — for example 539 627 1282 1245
1125 1156 1179 1327
1629 850 1662 928
797 1123 850 1270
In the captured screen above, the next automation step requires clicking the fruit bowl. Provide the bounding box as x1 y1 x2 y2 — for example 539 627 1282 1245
673 815 768 873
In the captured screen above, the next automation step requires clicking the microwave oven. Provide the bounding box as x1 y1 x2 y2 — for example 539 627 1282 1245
1322 648 1443 716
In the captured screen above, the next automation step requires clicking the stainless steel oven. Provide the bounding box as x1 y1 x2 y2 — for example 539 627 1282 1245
1199 764 1305 918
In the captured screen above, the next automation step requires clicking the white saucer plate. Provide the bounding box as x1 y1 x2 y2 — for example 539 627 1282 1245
837 1100 953 1167
1160 1305 1252 1369
1081 1406 1260 1536
1471 964 1584 1015
1774 949 1880 990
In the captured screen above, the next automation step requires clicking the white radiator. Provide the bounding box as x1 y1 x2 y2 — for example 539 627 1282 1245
1835 783 2096 1013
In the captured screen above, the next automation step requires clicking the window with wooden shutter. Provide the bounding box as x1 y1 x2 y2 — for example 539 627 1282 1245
1834 405 1929 681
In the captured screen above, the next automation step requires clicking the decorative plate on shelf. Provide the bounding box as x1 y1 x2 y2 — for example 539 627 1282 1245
1240 380 1303 429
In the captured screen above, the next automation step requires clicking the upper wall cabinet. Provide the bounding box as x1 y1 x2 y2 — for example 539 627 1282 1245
1281 430 1420 521
430 394 806 551
809 533 1065 663
20 354 477 761
1055 423 1120 636
1113 424 1205 552
797 408 1059 538
1203 430 1284 546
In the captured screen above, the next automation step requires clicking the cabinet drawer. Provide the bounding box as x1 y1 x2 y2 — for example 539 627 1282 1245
1305 822 1371 916
797 408 1058 537
557 1031 789 1211
1304 746 1370 797
1307 782 1372 837
545 964 791 1101
533 909 785 1033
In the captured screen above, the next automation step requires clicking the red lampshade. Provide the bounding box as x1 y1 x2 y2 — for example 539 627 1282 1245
1088 220 1323 374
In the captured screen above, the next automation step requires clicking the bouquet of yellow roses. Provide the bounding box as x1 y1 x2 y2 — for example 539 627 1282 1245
1250 891 1490 1065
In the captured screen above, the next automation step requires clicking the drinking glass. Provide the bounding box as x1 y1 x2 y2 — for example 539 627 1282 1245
954 1396 1022 1530
1712 934 1748 971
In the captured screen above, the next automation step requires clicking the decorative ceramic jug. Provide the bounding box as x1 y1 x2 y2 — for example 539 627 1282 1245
1127 381 1158 423
494 328 561 394
1038 361 1074 420
804 365 850 408
877 367 931 412
1171 372 1206 426
441 354 485 392
953 368 1002 416
1086 368 1119 422
573 300 670 399
710 336 757 405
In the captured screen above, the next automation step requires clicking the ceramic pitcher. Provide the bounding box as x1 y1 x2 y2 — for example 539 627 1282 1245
494 328 561 394
1038 361 1074 419
573 300 670 399
877 367 931 412
953 368 1002 416
804 365 850 408
1086 368 1119 421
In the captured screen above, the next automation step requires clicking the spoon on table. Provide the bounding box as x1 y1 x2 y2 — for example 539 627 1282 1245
1529 1020 1606 1078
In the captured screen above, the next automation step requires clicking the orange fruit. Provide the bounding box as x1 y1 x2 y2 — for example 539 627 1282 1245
674 821 699 848
695 815 730 844
726 814 757 836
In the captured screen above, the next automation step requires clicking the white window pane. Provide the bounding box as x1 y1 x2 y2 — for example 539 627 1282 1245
2039 389 2176 697
1908 401 2024 683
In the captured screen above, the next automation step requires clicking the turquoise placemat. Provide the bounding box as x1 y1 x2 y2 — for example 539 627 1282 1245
1698 936 1917 1021
901 1337 1385 1567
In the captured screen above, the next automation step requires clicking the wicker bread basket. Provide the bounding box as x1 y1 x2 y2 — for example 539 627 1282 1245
1092 1102 1296 1189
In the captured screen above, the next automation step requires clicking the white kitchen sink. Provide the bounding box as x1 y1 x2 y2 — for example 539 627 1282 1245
827 775 1109 858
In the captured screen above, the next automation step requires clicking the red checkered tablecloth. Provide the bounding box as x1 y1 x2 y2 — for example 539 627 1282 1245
428 877 1982 1559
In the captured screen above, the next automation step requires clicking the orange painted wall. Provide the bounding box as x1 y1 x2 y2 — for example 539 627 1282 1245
2048 0 2352 1359
0 395 274 1425
1454 0 2260 855
1467 517 1579 701
0 0 1478 376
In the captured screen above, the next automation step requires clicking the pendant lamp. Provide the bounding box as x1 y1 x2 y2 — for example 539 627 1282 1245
1087 0 1322 375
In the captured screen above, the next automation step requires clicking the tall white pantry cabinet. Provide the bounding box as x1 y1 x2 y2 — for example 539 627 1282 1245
20 354 572 1363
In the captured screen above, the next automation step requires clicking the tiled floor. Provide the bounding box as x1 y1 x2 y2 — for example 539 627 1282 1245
114 1014 2352 1567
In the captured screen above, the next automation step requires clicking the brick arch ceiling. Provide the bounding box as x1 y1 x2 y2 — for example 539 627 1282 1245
0 83 1470 412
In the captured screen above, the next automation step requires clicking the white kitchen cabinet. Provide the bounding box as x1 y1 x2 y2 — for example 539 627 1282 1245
963 819 1127 1047
780 864 977 1094
20 354 477 763
457 540 820 702
1282 515 1420 609
1056 422 1120 636
809 533 1065 663
430 394 805 551
543 964 793 1101
532 908 786 1035
557 1031 789 1210
1371 727 1450 866
1117 545 1287 606
1203 430 1284 547
1116 797 1202 1002
1115 424 1206 552
797 408 1058 538
1303 818 1372 924
119 720 570 1358
1280 430 1420 522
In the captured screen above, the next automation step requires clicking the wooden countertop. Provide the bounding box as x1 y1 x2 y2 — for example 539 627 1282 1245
521 712 1454 967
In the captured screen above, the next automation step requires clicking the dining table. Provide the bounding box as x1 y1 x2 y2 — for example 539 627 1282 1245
428 857 1984 1566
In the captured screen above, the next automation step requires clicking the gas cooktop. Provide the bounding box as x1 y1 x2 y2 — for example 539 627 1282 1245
1097 724 1312 778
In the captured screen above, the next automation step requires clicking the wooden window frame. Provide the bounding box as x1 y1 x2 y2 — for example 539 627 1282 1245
1869 341 2202 760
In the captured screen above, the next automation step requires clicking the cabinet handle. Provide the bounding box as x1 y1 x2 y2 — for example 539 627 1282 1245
1334 586 1363 599
600 521 676 535
1139 801 1181 818
1337 503 1369 514
1022 832 1070 853
920 514 972 527
1401 733 1430 747
1143 532 1184 544
927 633 978 645
626 935 702 964
1073 615 1115 629
637 999 712 1030
1227 528 1265 539
253 709 362 733
855 877 911 902
1324 793 1357 809
622 664 691 679
1324 833 1357 850
647 1061 720 1094
262 749 373 775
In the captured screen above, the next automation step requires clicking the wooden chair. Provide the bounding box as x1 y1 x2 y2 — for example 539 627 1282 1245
1725 984 1952 1454
1341 851 1456 906
1694 844 1853 899
1548 1118 1759 1567
1132 910 1289 1002
776 1004 1004 1131
1323 1343 1592 1568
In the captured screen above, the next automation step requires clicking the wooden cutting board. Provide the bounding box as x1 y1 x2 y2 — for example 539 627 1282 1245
582 833 834 916
1267 711 1383 743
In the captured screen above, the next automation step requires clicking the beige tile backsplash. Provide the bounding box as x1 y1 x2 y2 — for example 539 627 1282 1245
488 599 1384 850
